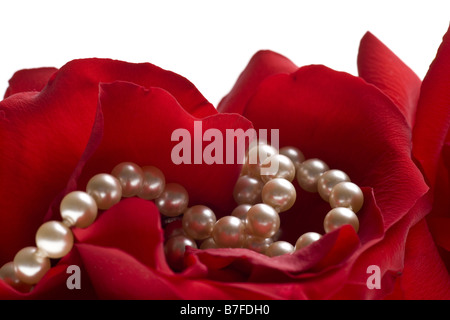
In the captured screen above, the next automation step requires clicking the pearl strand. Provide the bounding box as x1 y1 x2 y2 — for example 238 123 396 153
0 144 364 290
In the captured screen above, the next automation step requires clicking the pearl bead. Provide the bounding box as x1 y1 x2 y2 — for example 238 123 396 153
212 216 246 248
266 241 294 257
155 183 189 217
296 158 329 192
200 237 218 249
279 146 305 169
13 247 51 285
317 170 350 202
60 191 98 228
244 235 273 254
35 221 74 259
260 154 296 183
246 143 278 179
111 162 144 197
137 166 166 200
329 181 364 213
324 207 359 233
233 175 263 205
164 235 197 272
246 203 280 238
182 205 217 240
231 204 252 221
261 178 296 212
86 173 122 210
294 232 322 251
0 262 32 292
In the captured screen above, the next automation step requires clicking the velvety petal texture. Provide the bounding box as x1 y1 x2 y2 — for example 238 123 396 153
357 32 421 127
4 67 58 98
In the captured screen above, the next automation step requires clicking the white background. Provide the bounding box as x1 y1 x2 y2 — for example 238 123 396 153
0 0 449 106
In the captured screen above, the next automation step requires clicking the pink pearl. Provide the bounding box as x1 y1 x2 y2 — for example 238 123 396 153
182 205 217 240
111 162 144 197
212 216 246 248
155 183 189 217
233 175 263 205
138 166 166 200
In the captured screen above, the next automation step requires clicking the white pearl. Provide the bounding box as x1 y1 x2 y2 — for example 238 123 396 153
111 162 144 197
329 181 364 213
155 183 189 217
296 158 329 192
0 262 32 292
324 207 359 233
137 166 166 200
294 232 322 251
233 175 263 205
246 203 280 238
35 221 74 259
86 173 122 210
231 204 252 221
164 235 197 272
245 143 278 179
212 216 246 248
266 241 294 257
182 205 217 240
260 154 296 183
317 170 350 202
244 235 273 254
13 247 51 285
279 146 305 169
261 178 296 212
60 191 98 228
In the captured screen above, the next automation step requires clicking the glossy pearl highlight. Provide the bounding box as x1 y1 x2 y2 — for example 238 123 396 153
111 162 144 197
261 178 296 212
317 170 350 202
279 146 305 169
155 183 189 217
260 154 296 183
182 205 217 240
294 232 322 251
35 221 74 259
164 235 197 272
138 166 166 200
266 241 294 257
296 158 329 192
60 191 98 228
233 175 263 205
324 207 359 233
13 247 51 285
212 216 246 248
329 181 364 213
86 173 122 210
246 203 280 238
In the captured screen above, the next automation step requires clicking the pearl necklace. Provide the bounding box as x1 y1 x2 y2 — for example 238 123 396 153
0 144 363 290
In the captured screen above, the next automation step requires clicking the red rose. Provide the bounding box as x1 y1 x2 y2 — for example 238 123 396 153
0 24 449 300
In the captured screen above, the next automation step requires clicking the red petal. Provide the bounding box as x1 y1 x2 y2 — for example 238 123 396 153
217 50 298 114
413 25 450 188
60 81 253 220
4 67 58 98
358 32 421 127
74 198 170 272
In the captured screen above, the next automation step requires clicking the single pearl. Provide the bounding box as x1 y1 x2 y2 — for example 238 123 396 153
261 178 296 212
294 232 322 251
244 235 273 254
182 205 217 240
60 191 98 228
266 241 294 257
296 158 329 192
317 170 351 202
0 262 32 292
164 235 197 272
86 173 122 210
137 166 166 200
279 146 305 169
231 204 252 221
324 207 360 233
13 247 51 285
260 154 296 183
111 162 144 197
233 175 263 205
246 143 278 179
35 221 74 259
329 181 364 213
200 237 219 249
246 203 280 238
212 216 246 248
155 183 189 217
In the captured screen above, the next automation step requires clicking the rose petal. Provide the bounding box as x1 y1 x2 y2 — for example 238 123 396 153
412 25 450 188
74 198 169 272
62 81 253 219
358 32 421 127
217 50 298 114
0 58 216 264
4 67 58 98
